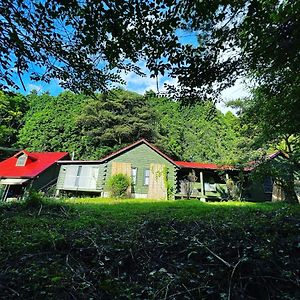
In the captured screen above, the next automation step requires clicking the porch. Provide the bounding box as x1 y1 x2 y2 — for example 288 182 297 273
175 167 231 201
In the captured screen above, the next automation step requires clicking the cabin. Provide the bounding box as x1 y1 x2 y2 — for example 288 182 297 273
56 140 178 199
56 139 236 200
0 150 69 201
243 151 300 202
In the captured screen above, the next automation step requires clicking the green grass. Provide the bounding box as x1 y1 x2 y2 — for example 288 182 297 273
0 198 299 299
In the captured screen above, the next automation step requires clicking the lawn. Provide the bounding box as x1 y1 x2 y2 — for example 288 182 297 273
0 198 299 299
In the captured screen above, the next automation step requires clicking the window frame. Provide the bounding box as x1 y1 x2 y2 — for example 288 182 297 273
263 177 273 194
144 168 150 186
16 154 27 166
131 167 138 185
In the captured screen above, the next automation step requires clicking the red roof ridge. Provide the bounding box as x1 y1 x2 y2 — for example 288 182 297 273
245 150 289 171
14 150 38 161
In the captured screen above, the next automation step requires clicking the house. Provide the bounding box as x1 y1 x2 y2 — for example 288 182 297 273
243 151 300 202
56 139 236 200
56 139 177 199
0 150 69 201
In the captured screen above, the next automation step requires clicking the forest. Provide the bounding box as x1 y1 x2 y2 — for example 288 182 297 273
1 89 248 164
0 0 300 298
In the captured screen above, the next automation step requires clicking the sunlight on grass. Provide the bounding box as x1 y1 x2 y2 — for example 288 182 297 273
57 197 299 225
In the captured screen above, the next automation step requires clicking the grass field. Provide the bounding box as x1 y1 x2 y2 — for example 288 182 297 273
0 198 299 299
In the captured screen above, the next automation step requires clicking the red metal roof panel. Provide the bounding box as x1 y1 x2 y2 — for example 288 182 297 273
175 161 236 170
0 151 69 178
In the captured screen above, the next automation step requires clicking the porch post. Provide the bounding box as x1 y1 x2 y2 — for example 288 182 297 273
225 173 229 181
3 185 10 201
200 171 204 196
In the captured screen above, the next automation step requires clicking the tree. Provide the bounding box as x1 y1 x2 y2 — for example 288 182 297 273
0 91 28 147
76 89 156 158
17 91 89 157
149 94 246 164
2 1 298 105
0 0 182 93
228 96 300 204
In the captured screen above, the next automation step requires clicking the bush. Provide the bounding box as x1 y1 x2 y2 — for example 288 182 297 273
107 174 131 198
24 190 44 207
226 178 242 201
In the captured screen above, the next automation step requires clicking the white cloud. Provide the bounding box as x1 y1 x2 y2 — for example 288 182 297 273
221 79 249 101
119 61 160 94
119 61 249 115
218 79 250 114
27 83 43 92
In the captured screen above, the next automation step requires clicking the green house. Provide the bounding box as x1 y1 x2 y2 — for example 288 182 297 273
56 140 178 199
56 139 239 200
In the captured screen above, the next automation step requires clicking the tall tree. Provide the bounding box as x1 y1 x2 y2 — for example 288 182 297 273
17 91 88 157
0 91 28 147
2 1 298 107
228 96 300 204
149 94 246 164
77 89 156 159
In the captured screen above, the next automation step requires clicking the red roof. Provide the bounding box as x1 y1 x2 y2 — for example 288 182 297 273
175 161 236 170
0 151 69 179
244 150 289 171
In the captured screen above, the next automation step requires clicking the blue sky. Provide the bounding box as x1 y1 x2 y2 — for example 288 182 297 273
18 65 248 114
15 33 249 114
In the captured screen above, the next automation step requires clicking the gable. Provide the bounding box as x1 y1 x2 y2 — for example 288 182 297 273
108 143 176 167
100 139 177 166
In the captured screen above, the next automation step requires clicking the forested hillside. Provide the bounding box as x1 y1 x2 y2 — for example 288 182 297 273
0 89 246 163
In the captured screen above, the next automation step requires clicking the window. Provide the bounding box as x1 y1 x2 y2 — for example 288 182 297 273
131 167 137 185
144 169 150 185
63 165 99 190
205 177 216 192
75 166 82 187
16 154 27 166
263 177 273 193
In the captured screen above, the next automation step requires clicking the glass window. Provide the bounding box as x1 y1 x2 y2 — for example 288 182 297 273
75 166 82 187
131 167 137 185
16 154 27 166
263 177 273 193
63 165 78 188
63 165 99 190
205 182 217 192
144 169 150 186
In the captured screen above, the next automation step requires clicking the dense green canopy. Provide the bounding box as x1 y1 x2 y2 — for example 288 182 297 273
5 89 245 163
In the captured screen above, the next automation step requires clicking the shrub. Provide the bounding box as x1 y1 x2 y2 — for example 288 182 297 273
24 190 44 207
107 174 131 198
226 178 242 201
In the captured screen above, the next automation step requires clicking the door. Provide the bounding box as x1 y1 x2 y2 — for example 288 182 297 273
148 163 167 199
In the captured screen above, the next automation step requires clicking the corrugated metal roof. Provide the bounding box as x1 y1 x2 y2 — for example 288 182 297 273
244 150 289 171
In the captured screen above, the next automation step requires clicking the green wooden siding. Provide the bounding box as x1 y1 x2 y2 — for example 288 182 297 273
96 162 107 192
104 144 177 197
56 165 66 190
31 164 61 190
